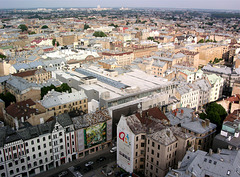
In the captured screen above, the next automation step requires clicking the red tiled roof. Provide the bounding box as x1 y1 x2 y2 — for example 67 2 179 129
5 99 37 121
135 107 169 125
225 94 240 102
224 109 240 122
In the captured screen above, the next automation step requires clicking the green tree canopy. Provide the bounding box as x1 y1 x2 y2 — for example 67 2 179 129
93 31 107 37
0 92 16 107
41 83 72 99
52 39 56 46
200 102 227 132
109 23 118 28
84 24 90 30
0 54 6 59
18 24 28 32
41 25 49 29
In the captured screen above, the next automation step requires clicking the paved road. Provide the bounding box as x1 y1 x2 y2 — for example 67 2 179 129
35 147 117 177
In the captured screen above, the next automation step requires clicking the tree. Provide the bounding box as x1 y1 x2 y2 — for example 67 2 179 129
41 83 72 99
84 24 90 30
41 25 48 29
109 23 118 28
200 102 227 132
0 53 6 59
0 92 16 107
198 39 204 43
28 31 36 35
147 37 154 41
93 31 107 37
52 39 56 46
57 42 60 46
18 24 28 32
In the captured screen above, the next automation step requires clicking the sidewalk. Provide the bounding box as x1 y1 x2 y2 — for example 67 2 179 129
35 146 112 177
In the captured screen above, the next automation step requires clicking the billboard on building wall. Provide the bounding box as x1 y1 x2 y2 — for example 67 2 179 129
84 122 106 148
117 126 134 173
77 129 85 152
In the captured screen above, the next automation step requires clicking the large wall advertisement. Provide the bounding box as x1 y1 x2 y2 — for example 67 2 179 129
117 127 134 173
84 122 106 148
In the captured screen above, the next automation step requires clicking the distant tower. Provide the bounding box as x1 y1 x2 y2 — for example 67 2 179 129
97 5 100 9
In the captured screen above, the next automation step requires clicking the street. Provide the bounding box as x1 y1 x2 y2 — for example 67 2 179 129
35 147 117 177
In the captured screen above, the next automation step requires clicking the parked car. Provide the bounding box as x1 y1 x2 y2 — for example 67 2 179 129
85 161 94 167
74 165 82 171
58 171 68 177
96 156 106 163
83 165 93 173
110 146 117 153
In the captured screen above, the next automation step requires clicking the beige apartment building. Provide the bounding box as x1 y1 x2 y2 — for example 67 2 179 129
133 46 158 59
197 44 228 65
5 99 54 128
40 90 88 116
12 68 52 84
102 51 134 66
117 107 195 177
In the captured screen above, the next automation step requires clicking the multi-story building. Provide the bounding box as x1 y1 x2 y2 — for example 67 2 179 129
12 69 52 84
40 90 88 116
102 51 134 66
213 109 240 151
0 109 112 177
166 148 240 177
206 74 224 102
5 99 54 128
217 94 240 113
175 82 200 110
166 108 217 151
4 76 41 102
117 107 195 176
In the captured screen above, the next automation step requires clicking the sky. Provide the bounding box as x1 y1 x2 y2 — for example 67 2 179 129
0 0 239 10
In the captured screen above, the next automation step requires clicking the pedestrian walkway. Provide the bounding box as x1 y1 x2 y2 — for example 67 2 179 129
35 146 112 177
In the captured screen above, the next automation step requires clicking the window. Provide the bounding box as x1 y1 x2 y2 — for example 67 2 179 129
157 161 159 166
150 165 153 170
33 154 36 159
151 157 153 162
38 145 40 150
136 144 138 149
8 162 12 167
16 168 19 173
22 166 26 171
37 139 40 143
21 159 24 163
27 156 30 161
136 152 138 156
34 162 37 166
151 150 154 155
152 142 155 147
157 153 159 158
158 145 160 150
39 152 41 157
10 170 14 175
43 137 46 141
136 136 138 141
141 135 145 139
31 140 34 145
32 147 35 152
43 144 46 148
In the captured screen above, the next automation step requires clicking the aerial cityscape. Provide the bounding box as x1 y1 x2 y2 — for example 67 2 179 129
0 1 240 177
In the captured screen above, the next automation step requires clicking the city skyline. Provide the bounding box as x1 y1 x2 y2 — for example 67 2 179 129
0 0 240 10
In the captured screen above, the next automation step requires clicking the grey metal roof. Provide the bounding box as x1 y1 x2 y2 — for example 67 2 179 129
75 68 129 89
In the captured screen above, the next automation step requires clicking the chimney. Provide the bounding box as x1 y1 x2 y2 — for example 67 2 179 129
205 119 210 126
191 112 195 121
209 149 213 156
201 120 206 128
217 148 221 154
174 111 177 117
177 161 182 169
181 109 184 115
